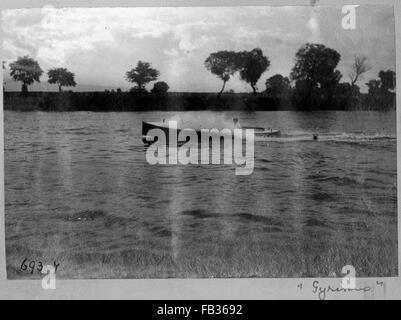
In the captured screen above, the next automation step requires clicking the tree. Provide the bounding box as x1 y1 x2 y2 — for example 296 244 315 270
366 79 385 110
346 55 370 108
378 70 396 91
367 79 381 96
265 74 290 98
333 82 355 110
126 61 159 91
366 70 396 110
151 81 169 94
238 48 270 95
366 70 396 94
47 67 76 91
9 56 43 93
204 51 239 96
349 55 370 87
290 43 341 109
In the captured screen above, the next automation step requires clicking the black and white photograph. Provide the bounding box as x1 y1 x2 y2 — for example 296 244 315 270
1 2 398 284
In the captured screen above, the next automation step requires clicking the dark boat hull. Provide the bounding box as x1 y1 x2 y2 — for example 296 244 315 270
142 121 281 145
142 121 184 144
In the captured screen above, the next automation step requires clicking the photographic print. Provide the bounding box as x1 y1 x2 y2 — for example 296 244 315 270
1 3 397 280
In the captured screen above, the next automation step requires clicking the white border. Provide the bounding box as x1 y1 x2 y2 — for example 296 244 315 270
0 0 400 299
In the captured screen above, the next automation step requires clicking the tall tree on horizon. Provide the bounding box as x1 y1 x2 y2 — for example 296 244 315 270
9 56 43 93
126 61 159 91
378 70 396 92
237 48 270 95
366 70 396 110
204 51 239 96
366 70 396 94
47 67 76 91
290 43 342 109
347 55 370 108
265 74 290 97
151 81 169 94
349 55 371 87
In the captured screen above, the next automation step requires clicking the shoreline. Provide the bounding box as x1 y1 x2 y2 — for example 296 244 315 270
3 91 396 112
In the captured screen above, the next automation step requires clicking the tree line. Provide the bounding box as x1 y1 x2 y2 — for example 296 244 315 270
204 43 396 110
7 56 76 93
4 56 169 95
3 42 396 111
205 48 270 96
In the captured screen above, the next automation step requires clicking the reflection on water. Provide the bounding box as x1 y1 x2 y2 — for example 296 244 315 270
4 110 398 278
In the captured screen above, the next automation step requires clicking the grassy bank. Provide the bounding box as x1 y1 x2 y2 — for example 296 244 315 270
6 225 397 279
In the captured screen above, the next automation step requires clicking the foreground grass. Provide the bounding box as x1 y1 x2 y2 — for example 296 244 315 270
6 228 397 279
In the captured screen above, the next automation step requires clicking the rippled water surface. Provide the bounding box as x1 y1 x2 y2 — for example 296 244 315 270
4 111 398 278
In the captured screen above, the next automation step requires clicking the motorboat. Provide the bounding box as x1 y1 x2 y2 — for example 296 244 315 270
142 118 281 145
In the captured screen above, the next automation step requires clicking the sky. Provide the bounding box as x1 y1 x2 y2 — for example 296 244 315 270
1 5 396 92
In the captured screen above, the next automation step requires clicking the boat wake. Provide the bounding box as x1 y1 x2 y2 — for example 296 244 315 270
255 131 396 143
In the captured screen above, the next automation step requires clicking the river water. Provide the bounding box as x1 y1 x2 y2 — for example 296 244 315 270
4 110 398 278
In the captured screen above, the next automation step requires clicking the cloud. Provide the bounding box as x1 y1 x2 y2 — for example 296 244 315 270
306 8 321 43
163 48 180 57
1 6 395 92
173 21 226 52
2 7 172 67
